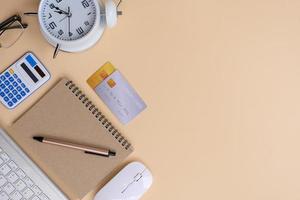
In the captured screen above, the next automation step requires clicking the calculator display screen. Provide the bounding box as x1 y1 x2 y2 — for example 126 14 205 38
20 63 38 83
34 66 46 78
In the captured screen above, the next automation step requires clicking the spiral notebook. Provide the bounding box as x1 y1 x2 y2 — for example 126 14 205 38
8 78 133 199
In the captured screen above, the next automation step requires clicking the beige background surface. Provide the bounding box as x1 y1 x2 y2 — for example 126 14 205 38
1 0 300 199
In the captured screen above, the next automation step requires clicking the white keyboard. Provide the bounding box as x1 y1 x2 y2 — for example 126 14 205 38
0 129 68 200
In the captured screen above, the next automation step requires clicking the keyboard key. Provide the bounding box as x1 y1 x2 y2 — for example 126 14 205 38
8 85 13 90
12 90 17 95
0 153 10 162
39 193 50 200
16 86 22 92
21 83 26 88
13 82 18 87
15 169 26 178
8 161 18 171
14 179 26 191
3 182 15 194
0 84 5 89
9 77 14 82
17 78 22 83
25 88 30 93
4 89 9 94
22 188 34 199
0 92 5 97
0 192 9 200
0 164 11 175
8 93 13 98
0 76 5 81
24 177 34 187
7 172 19 183
4 72 10 77
16 95 22 100
4 80 9 85
0 175 7 187
32 185 42 195
13 74 18 79
10 191 22 200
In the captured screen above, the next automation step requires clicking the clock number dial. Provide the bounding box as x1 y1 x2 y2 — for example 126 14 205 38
49 22 57 29
81 0 90 8
41 0 97 41
76 27 84 35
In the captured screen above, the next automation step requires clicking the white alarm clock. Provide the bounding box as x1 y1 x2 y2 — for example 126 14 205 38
38 0 120 56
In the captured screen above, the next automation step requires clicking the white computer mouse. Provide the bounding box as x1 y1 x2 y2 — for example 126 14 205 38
94 161 153 200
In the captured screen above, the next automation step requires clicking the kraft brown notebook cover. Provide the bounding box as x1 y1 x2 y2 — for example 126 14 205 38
8 78 133 199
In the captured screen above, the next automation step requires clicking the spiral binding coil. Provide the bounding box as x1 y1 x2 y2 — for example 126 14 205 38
65 80 131 150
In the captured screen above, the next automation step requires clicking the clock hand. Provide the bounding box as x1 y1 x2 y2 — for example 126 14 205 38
67 7 71 37
53 5 69 15
59 15 68 22
54 10 68 15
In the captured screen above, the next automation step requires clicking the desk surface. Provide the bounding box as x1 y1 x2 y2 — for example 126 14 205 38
2 0 300 199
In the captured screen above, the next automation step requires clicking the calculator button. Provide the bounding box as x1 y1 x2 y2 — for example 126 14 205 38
13 74 18 78
17 78 22 83
0 84 5 89
4 80 9 86
8 93 13 98
12 82 18 87
3 97 9 102
12 90 17 95
7 102 13 107
25 88 30 93
0 92 4 97
12 98 17 103
0 76 5 81
8 85 13 90
21 83 26 88
16 95 21 100
4 72 10 77
20 91 26 97
4 89 9 94
9 77 14 82
0 192 9 200
16 86 22 92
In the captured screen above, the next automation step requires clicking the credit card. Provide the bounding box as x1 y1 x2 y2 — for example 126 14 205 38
87 63 147 124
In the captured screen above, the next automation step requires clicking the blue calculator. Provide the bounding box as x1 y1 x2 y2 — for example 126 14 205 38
0 52 50 109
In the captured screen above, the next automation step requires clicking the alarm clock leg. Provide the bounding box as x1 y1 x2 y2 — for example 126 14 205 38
53 43 60 59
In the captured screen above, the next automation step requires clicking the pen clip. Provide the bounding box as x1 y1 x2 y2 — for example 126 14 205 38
84 151 109 157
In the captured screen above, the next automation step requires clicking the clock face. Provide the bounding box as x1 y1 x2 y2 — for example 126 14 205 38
40 0 97 41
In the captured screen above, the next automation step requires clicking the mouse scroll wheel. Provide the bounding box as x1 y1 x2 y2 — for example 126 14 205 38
134 173 143 182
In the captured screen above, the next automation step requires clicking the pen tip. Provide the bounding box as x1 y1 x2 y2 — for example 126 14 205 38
33 136 44 142
109 151 116 156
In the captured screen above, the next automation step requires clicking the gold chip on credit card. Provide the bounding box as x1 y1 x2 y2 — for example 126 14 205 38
87 62 116 89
